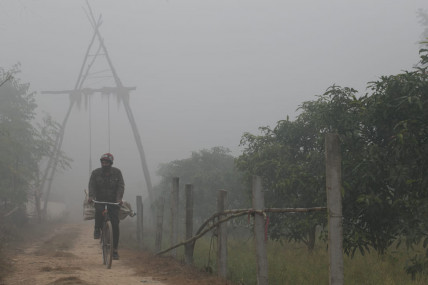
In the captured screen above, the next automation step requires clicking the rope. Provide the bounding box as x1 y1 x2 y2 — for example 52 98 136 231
108 95 111 152
264 214 269 242
88 95 92 173
247 210 269 241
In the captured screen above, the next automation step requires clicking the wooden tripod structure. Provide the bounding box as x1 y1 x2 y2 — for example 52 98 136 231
40 2 153 217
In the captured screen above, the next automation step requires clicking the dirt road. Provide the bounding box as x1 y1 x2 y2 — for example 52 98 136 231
3 223 164 285
3 222 235 285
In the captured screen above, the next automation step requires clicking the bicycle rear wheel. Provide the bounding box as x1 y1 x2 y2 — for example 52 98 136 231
102 220 114 269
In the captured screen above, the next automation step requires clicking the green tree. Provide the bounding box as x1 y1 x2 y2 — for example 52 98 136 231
338 50 427 257
0 65 71 220
364 60 427 247
0 65 39 211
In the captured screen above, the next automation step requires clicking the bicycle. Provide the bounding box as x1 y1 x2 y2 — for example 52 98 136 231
93 200 120 269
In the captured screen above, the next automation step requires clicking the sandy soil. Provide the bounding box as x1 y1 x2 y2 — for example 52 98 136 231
2 223 235 285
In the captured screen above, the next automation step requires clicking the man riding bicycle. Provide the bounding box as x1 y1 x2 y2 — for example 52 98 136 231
88 153 124 260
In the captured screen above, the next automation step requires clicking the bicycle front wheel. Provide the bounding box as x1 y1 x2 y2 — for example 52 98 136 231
102 220 114 269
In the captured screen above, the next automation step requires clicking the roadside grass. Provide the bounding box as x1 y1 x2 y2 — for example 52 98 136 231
120 220 428 285
210 237 427 285
342 246 428 285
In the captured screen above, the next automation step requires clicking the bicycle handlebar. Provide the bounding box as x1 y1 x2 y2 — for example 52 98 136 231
93 200 121 206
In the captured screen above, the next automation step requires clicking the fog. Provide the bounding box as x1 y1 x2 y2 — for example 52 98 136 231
1 0 427 220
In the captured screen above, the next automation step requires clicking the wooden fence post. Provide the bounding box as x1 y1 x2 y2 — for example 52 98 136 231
252 176 268 285
136 195 143 248
185 184 194 264
325 133 344 285
170 177 179 257
217 190 228 278
155 197 164 252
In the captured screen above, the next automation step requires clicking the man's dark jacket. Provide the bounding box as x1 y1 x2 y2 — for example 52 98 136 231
88 167 125 202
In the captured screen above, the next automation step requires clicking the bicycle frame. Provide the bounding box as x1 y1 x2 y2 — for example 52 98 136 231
93 201 120 269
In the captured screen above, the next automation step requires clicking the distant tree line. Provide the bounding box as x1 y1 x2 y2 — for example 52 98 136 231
153 146 249 224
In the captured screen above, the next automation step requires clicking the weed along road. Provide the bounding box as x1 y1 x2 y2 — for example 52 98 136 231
4 223 164 285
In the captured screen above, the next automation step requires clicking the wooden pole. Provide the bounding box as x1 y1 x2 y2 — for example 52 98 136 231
185 184 194 264
122 98 154 204
85 1 154 204
136 195 143 248
42 101 75 220
155 197 164 252
170 177 179 257
217 190 228 278
252 176 268 285
325 133 344 285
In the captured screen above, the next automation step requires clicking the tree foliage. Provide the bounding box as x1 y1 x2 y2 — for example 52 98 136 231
237 86 362 252
0 65 39 210
343 65 428 255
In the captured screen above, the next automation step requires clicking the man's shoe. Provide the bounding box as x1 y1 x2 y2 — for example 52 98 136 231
113 251 119 260
94 228 100 239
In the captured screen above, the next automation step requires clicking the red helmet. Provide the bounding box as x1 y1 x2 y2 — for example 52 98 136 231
100 153 114 164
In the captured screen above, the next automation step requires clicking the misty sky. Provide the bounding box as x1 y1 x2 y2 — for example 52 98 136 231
1 0 427 206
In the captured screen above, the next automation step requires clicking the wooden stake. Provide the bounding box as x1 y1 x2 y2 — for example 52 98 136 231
136 195 143 248
155 197 164 252
217 190 228 278
252 176 268 285
325 133 344 285
170 177 179 258
185 184 194 264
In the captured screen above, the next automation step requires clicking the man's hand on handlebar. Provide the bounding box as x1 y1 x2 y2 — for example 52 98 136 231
88 197 93 203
